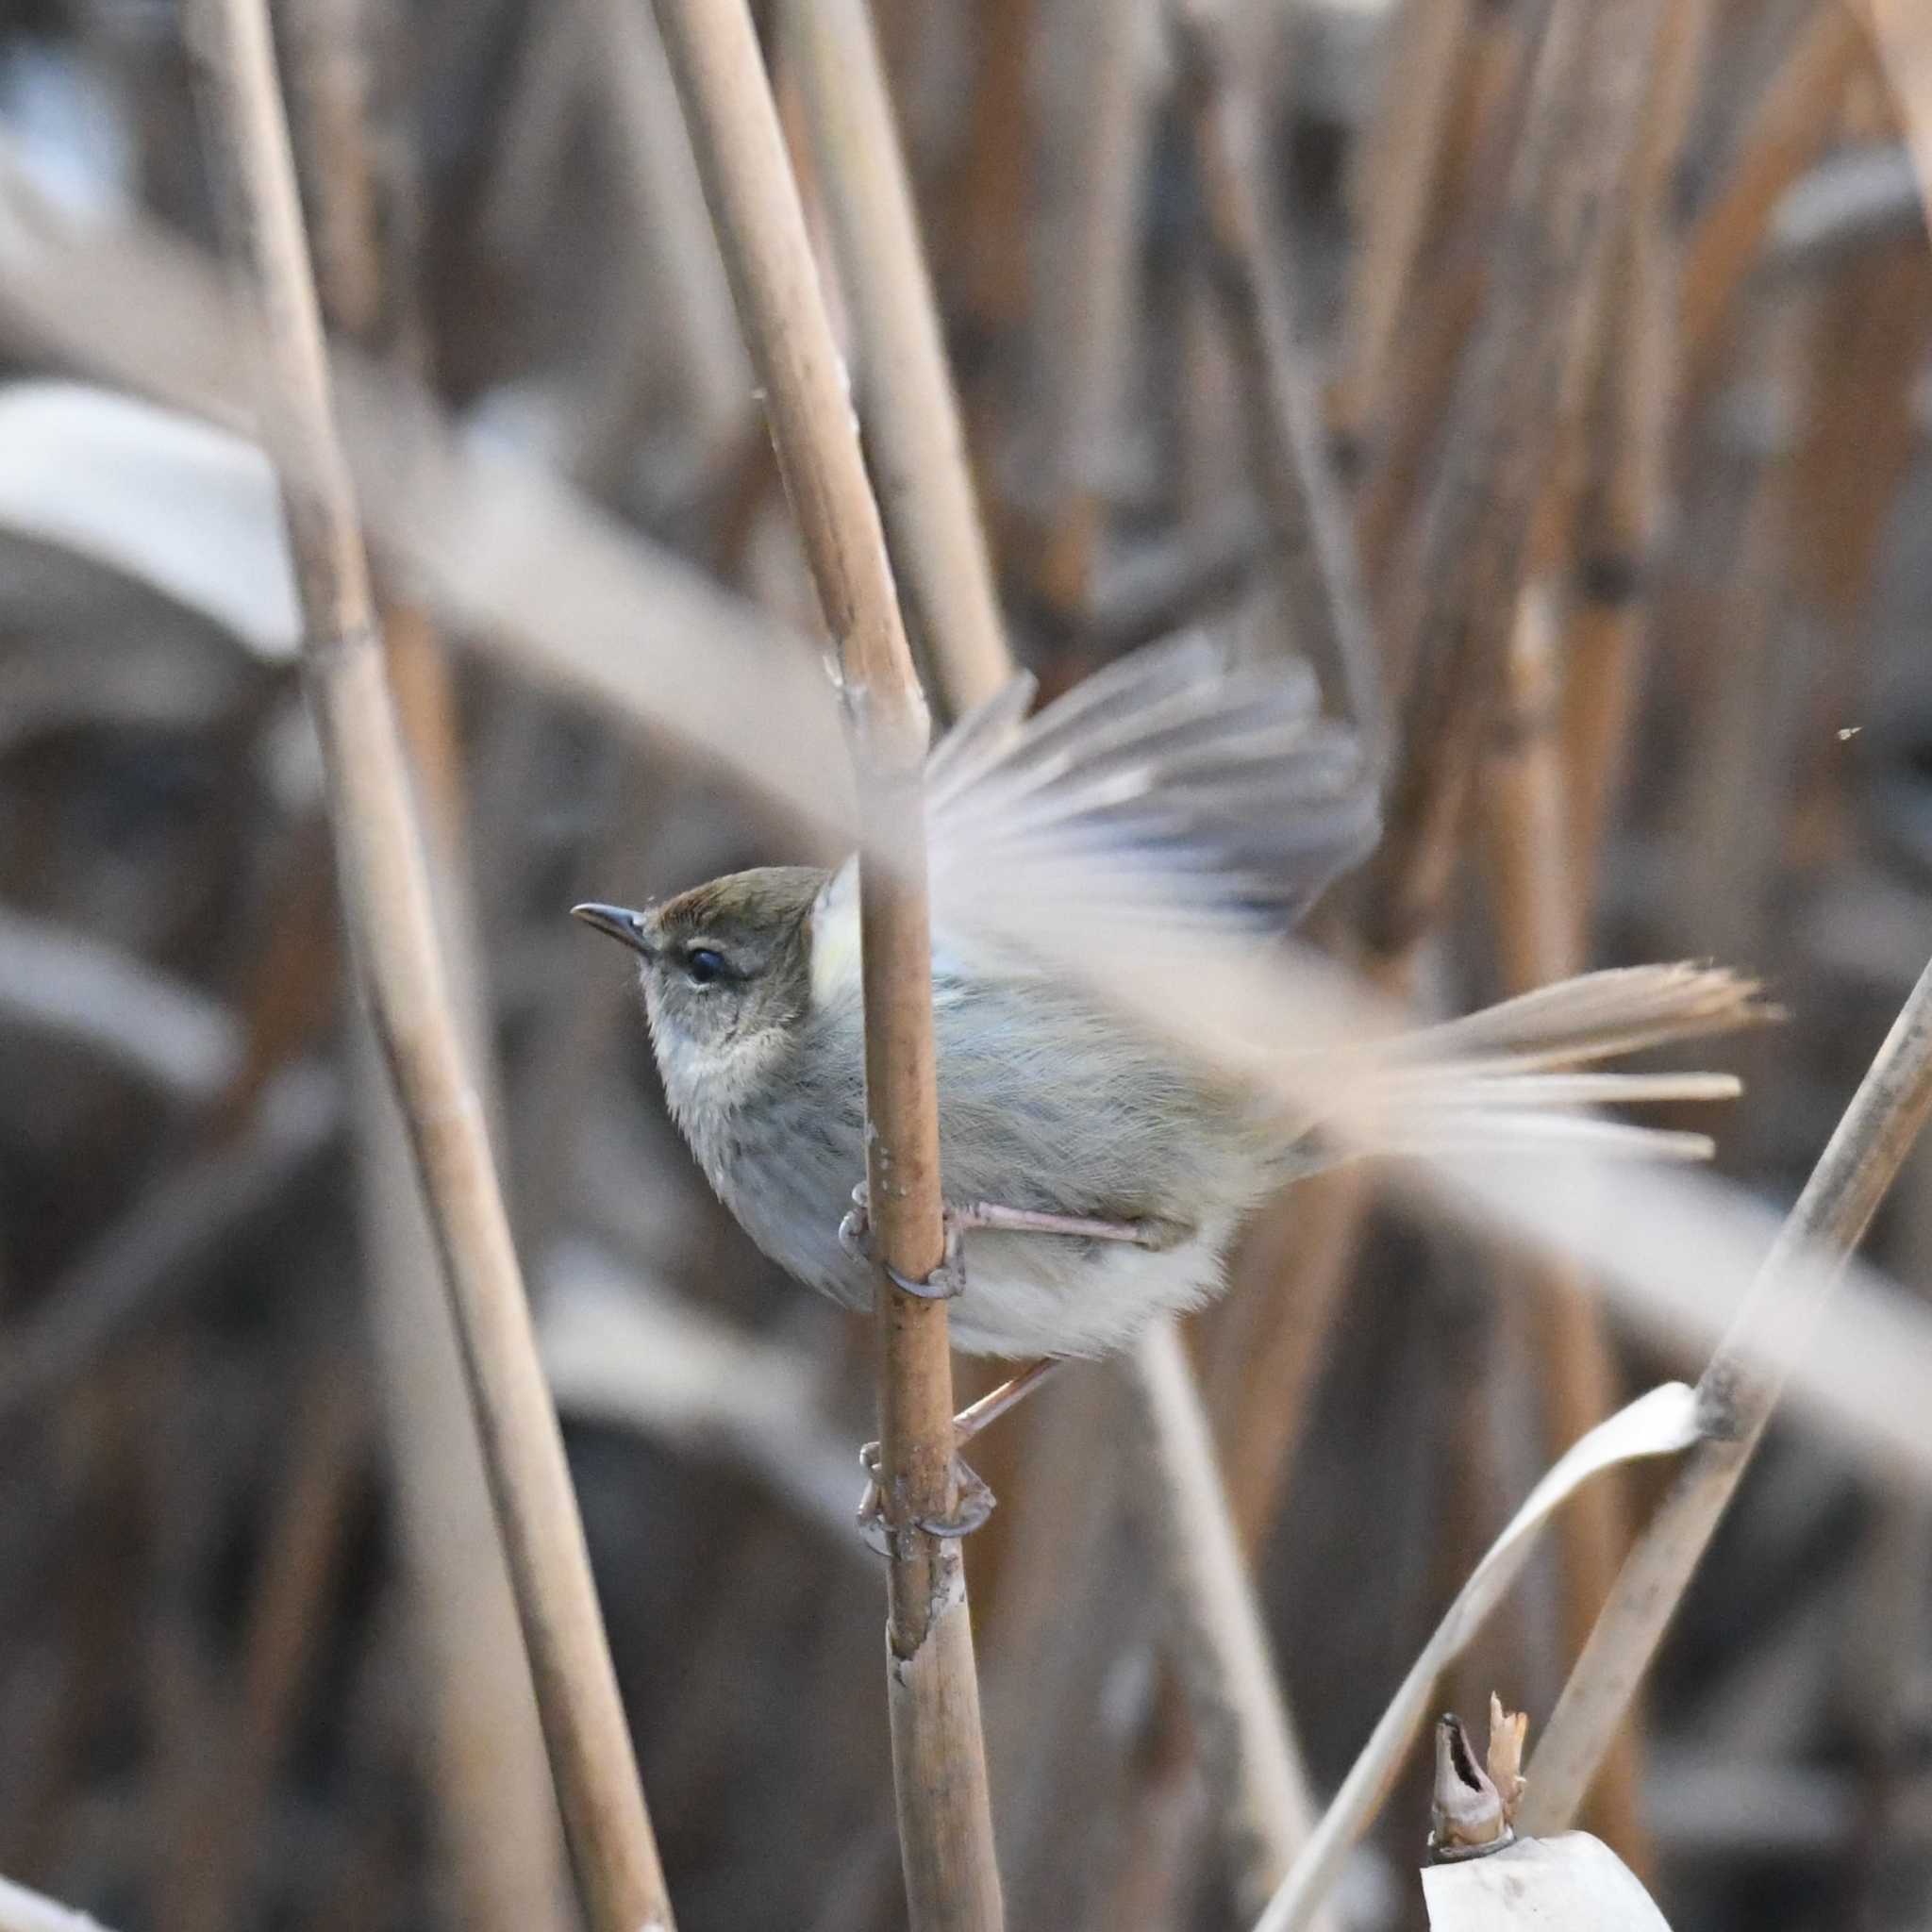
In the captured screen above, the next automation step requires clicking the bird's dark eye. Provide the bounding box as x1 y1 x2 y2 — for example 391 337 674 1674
684 946 730 987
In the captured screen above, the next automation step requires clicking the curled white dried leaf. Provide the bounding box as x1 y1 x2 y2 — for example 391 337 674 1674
1253 1384 1701 1932
0 380 299 658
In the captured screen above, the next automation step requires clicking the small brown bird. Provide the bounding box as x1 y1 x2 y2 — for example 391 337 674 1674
575 639 1757 1363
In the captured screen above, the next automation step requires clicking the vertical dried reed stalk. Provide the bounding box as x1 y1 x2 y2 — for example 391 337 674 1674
282 8 575 1923
944 0 1034 501
1217 0 1674 1571
1559 0 1718 897
1523 954 1932 1833
784 0 1011 720
1349 0 1539 595
161 1370 365 1932
1171 0 1384 759
641 4 1002 1923
1024 0 1153 642
1363 0 1674 966
180 4 675 1928
1480 593 1641 1857
1327 0 1480 474
1477 18 1721 1832
1677 3 1869 382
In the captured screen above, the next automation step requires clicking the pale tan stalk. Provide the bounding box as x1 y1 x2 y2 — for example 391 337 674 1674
1560 0 1719 899
1678 3 1869 383
1208 1164 1372 1547
1209 0 1678 1728
1523 954 1932 1834
1127 1324 1330 1926
1327 0 1480 473
943 0 1034 503
641 3 1001 1923
179 3 675 1927
160 1373 365 1931
1363 0 1674 963
281 10 575 1923
784 0 1010 719
1480 591 1640 1857
1024 0 1153 636
1171 0 1384 759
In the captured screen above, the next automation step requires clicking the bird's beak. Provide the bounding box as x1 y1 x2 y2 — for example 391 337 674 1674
570 902 657 960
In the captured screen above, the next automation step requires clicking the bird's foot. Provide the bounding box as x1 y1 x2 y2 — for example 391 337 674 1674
855 1441 997 1552
837 1181 967 1299
851 1359 1062 1549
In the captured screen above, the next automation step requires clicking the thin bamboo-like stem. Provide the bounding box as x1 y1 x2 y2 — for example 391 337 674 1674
1559 0 1718 900
1327 0 1481 473
1171 0 1385 761
1523 953 1932 1834
1351 0 1543 600
1480 590 1641 1859
1022 0 1153 641
178 5 675 1928
161 1370 366 1932
278 10 576 1923
784 0 1011 720
1362 0 1674 963
1127 1324 1330 1927
1206 0 1676 1656
944 0 1034 507
1208 1163 1372 1546
640 4 1001 1923
1678 2 1869 384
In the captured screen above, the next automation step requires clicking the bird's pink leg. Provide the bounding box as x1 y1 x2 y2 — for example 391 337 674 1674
954 1202 1185 1249
840 1184 1185 1298
840 1182 1186 1542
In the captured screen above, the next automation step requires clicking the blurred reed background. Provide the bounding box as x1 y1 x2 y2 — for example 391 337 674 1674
0 0 1930 1927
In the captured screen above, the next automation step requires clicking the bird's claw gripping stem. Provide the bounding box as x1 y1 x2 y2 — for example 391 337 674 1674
855 1441 997 1551
838 1180 966 1300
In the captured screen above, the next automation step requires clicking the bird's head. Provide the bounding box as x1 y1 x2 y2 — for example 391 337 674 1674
572 865 825 1102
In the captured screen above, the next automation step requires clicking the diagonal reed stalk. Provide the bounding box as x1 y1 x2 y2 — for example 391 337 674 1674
640 3 1001 1924
1522 952 1932 1833
178 2 675 1927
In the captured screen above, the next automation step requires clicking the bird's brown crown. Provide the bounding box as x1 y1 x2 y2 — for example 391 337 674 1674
650 865 826 958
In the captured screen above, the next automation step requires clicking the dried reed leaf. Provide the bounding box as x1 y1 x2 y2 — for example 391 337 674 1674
0 381 296 655
1251 1384 1701 1932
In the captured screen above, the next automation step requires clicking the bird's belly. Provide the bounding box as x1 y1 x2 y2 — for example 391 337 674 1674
718 1145 1239 1357
941 1219 1234 1357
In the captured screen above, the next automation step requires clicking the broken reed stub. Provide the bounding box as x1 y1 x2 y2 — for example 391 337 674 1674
1422 1833 1674 1931
1427 1713 1512 1862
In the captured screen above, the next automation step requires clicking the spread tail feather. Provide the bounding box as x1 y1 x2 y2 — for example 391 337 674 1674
1332 964 1774 1164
